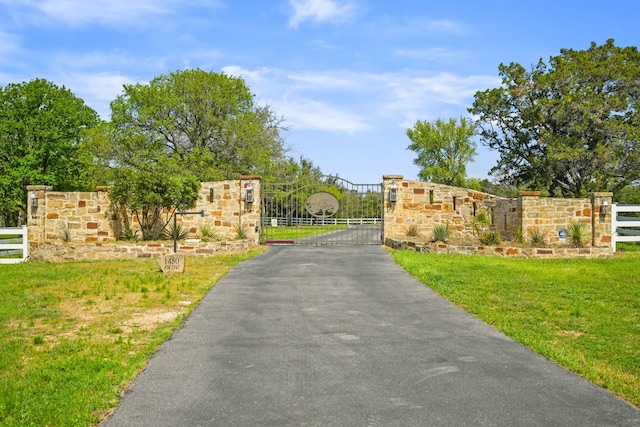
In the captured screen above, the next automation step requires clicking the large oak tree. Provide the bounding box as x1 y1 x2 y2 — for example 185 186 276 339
470 39 640 197
86 69 289 239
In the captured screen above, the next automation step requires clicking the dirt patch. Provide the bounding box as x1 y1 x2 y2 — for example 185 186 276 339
557 330 584 339
124 309 182 331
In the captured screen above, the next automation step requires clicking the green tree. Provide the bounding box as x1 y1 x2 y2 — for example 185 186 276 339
84 121 200 241
0 79 99 226
108 157 200 241
86 69 289 239
615 184 640 205
108 68 288 181
470 39 640 197
406 117 477 186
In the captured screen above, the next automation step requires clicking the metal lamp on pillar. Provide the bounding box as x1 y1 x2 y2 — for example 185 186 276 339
389 179 397 203
245 180 254 204
30 191 38 209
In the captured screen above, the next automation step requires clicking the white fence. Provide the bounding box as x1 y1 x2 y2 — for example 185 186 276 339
611 204 640 252
0 226 28 264
262 217 382 227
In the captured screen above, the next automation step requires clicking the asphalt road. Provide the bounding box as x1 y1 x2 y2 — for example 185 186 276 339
102 246 639 426
294 225 382 245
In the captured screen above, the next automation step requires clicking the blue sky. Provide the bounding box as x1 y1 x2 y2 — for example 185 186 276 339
1 0 638 184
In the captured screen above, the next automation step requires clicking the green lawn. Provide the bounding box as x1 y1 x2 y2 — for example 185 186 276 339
0 248 265 426
2 244 638 425
0 235 23 259
390 247 640 407
261 224 347 240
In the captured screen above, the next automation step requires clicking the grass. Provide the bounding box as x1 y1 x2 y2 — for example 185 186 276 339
390 248 640 407
0 248 265 426
0 234 25 260
262 224 347 240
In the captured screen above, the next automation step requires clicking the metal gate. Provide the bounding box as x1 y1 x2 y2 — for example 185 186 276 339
260 176 383 245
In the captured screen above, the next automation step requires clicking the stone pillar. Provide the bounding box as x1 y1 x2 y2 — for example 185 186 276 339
239 175 261 243
590 192 613 248
382 175 403 241
25 185 53 244
517 191 541 237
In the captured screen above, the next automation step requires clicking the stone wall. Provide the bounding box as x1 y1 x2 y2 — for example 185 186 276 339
382 176 613 248
382 175 512 242
25 175 614 262
26 176 261 258
517 191 612 246
385 238 612 258
29 240 256 262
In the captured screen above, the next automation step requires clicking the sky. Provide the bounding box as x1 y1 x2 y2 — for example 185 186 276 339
1 0 638 184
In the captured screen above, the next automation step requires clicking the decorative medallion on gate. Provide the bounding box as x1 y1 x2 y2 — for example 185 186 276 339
305 192 339 218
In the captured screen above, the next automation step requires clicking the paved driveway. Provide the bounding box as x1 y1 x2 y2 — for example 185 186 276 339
102 246 639 426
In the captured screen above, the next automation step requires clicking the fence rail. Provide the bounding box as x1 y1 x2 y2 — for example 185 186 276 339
611 204 640 252
261 217 382 227
0 226 28 264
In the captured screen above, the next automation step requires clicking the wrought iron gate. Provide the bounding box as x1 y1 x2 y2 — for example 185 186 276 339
260 176 383 245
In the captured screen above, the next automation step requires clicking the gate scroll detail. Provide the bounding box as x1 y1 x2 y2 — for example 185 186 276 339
260 176 383 245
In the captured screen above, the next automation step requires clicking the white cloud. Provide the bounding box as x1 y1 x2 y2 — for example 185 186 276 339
222 65 369 134
40 0 165 25
51 51 137 70
287 72 362 90
0 0 222 26
218 65 500 135
423 19 468 35
288 0 357 28
394 47 469 63
222 65 273 84
57 72 137 119
383 72 501 125
386 18 470 37
0 32 21 55
274 98 370 134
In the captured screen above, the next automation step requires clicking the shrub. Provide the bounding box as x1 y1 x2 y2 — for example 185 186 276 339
405 225 420 238
479 231 502 245
567 221 590 247
198 224 220 242
121 229 139 242
513 227 524 244
431 224 451 242
471 210 490 236
235 222 249 240
163 222 189 241
528 226 546 246
57 224 72 242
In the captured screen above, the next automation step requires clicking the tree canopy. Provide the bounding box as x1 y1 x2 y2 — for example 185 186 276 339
406 117 477 186
106 68 288 181
0 79 100 226
470 39 640 197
